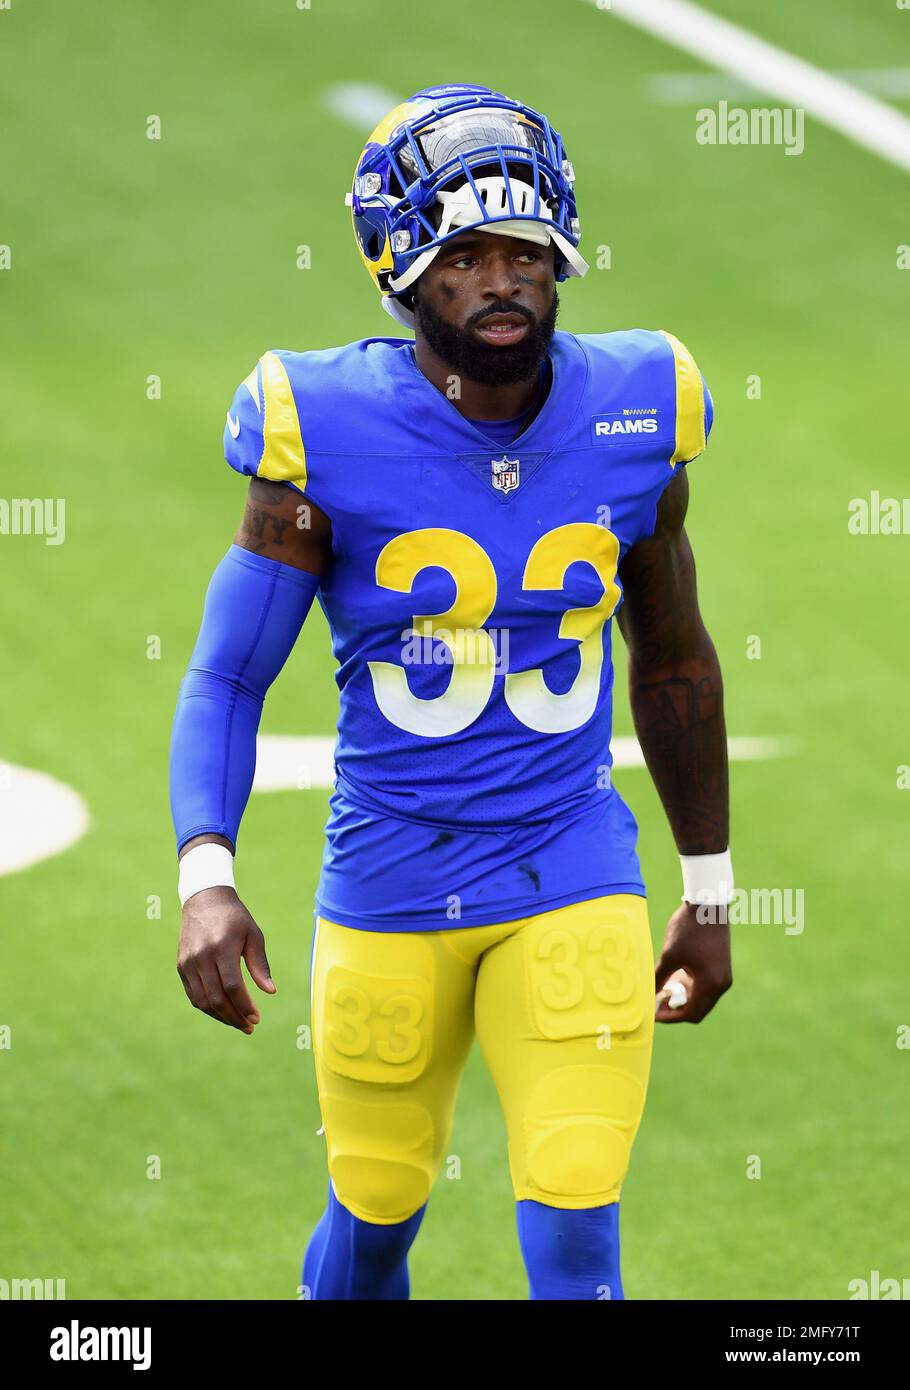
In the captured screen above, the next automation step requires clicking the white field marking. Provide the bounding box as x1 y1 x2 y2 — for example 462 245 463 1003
323 82 401 131
648 68 910 105
0 763 90 875
253 733 791 791
253 735 338 791
588 0 910 174
610 734 795 769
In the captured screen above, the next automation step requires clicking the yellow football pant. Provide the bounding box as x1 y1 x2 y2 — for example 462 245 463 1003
311 894 655 1225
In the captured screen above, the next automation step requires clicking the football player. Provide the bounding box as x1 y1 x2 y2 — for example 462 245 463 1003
169 83 732 1300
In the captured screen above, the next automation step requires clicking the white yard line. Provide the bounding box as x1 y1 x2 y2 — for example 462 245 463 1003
253 733 792 791
253 735 338 791
588 0 910 173
648 67 910 105
0 764 89 875
323 82 401 130
0 734 791 873
611 734 794 769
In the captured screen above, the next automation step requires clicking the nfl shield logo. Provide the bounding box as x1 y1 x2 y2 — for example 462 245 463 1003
491 455 520 495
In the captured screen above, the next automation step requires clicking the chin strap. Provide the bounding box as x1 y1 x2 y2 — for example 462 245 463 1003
381 293 417 330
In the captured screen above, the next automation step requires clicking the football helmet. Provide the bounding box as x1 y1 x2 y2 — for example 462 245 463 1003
346 83 588 328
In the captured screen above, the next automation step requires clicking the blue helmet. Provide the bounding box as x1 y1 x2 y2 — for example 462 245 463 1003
346 83 588 328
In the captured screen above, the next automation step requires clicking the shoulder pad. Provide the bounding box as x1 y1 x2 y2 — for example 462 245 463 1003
223 350 307 491
659 330 713 464
576 327 669 368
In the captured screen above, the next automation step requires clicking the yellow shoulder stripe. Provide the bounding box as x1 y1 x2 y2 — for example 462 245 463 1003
257 351 307 491
660 329 706 465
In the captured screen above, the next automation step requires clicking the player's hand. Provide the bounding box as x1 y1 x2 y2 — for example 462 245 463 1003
177 886 276 1034
654 902 732 1024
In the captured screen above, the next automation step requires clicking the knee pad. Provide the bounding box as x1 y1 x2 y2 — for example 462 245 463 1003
323 1094 436 1224
523 1065 646 1203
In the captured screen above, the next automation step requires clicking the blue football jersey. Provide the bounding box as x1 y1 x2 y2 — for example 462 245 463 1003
224 328 713 930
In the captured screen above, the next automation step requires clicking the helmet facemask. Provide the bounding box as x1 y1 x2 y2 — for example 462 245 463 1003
348 87 587 329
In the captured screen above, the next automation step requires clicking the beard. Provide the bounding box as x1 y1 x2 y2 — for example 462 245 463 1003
413 287 559 386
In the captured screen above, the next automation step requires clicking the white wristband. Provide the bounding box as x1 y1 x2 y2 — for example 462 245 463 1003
178 843 236 907
680 849 734 907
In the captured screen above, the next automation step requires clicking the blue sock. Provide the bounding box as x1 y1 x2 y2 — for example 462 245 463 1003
516 1199 623 1300
302 1184 426 1300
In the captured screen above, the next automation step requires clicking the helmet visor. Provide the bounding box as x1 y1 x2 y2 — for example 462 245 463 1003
397 108 550 185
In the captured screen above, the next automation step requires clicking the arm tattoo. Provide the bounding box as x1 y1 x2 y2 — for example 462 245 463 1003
234 477 332 573
240 508 290 551
619 474 729 854
629 669 729 852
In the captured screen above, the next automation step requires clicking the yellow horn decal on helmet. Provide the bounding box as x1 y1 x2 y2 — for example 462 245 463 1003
353 216 395 288
367 99 423 148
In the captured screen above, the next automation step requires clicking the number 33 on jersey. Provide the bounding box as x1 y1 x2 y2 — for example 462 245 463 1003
223 326 713 927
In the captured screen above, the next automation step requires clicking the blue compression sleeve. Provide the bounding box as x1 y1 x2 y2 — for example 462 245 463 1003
303 1183 426 1300
169 544 320 853
517 1199 623 1300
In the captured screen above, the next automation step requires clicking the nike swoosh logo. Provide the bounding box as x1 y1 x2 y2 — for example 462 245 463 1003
226 412 241 439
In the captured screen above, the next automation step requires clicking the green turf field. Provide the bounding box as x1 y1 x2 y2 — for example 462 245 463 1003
2 0 908 1300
